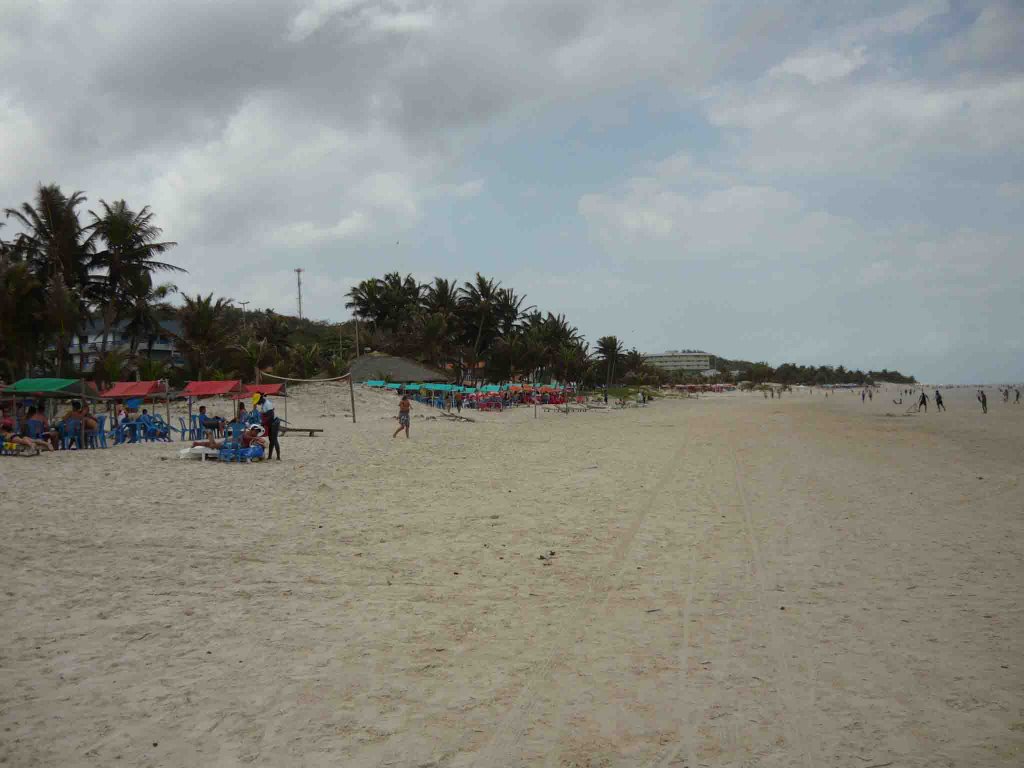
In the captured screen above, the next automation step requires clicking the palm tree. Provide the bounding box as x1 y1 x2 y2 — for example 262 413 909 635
0 258 45 378
122 276 177 357
86 199 182 355
421 278 461 370
494 287 532 339
459 273 500 381
234 337 272 382
596 335 624 388
177 293 233 379
5 184 93 374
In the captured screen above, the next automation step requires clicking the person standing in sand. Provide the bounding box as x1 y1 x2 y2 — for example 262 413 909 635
935 390 945 412
978 390 988 414
917 391 928 412
393 395 411 439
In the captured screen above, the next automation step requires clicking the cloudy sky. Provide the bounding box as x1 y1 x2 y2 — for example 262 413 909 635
3 0 1022 383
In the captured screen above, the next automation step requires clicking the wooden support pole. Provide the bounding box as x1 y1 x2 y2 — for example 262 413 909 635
349 375 356 424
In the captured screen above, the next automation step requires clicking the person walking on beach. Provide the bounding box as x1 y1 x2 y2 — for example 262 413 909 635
393 394 411 439
935 390 945 412
917 391 928 412
978 390 988 414
1016 388 1021 404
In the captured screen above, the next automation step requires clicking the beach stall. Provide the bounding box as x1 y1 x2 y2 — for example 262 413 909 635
181 380 243 437
100 380 171 424
2 377 103 445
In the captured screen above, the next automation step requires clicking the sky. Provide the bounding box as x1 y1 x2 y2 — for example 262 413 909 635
2 0 1022 383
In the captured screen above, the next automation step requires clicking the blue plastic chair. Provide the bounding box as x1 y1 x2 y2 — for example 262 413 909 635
61 419 84 450
217 422 245 463
85 415 107 448
148 415 173 442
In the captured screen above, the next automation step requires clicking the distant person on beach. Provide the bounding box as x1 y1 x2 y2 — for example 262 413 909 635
917 392 928 412
868 390 873 401
978 390 987 414
393 394 411 439
935 391 945 411
1016 389 1021 404
861 390 866 403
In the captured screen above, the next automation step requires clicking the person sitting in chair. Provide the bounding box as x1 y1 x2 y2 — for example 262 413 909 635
198 405 225 435
62 400 98 431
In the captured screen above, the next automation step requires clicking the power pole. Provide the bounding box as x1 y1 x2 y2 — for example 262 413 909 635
294 268 304 319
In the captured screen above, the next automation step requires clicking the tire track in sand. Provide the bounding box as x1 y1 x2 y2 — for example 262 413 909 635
729 441 816 768
475 436 691 768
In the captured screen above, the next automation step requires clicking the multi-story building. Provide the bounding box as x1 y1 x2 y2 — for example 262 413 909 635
644 350 713 374
57 319 184 372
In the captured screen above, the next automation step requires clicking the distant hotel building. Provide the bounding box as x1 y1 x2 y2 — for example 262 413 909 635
644 350 713 373
49 319 184 373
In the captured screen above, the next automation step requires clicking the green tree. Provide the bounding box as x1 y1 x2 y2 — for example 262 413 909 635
86 199 182 356
177 293 233 378
4 184 93 374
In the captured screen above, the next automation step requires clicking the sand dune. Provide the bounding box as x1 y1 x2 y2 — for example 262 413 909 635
1 385 1022 766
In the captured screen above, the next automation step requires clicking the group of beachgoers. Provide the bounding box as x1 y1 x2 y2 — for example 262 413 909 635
1 400 102 454
189 393 281 460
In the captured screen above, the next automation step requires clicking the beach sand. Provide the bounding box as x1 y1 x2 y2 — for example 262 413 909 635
2 385 1022 766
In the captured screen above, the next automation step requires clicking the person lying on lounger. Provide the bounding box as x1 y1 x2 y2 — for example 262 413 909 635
1 423 55 453
191 424 267 450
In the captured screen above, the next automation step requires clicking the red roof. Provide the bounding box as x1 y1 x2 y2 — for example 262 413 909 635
243 383 285 396
100 381 167 398
181 380 243 397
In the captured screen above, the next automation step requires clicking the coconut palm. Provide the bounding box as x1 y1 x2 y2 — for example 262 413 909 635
4 184 93 374
234 337 273 382
177 293 233 379
0 258 45 378
86 199 182 355
596 335 624 388
459 273 501 379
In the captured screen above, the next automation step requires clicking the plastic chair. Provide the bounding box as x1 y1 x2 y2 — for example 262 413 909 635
61 419 84 450
85 415 107 448
217 423 245 463
148 415 173 442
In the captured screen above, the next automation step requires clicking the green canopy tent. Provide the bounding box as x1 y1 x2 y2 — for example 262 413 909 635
2 378 102 443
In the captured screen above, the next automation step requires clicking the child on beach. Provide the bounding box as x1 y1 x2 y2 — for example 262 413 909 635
393 395 411 439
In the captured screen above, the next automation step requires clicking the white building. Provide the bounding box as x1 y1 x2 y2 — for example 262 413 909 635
644 350 713 373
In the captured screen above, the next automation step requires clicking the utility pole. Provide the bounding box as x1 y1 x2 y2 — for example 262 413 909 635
294 268 304 319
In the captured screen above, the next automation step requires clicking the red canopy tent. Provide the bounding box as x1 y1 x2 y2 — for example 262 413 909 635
181 380 243 398
234 383 289 420
181 381 243 432
100 380 167 399
241 383 286 396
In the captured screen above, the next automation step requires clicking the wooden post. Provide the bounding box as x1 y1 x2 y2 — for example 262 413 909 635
164 381 170 427
348 375 356 424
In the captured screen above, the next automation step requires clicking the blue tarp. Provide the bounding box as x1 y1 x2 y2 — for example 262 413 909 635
366 380 386 387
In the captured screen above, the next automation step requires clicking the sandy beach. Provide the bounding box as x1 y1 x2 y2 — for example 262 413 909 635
2 385 1022 767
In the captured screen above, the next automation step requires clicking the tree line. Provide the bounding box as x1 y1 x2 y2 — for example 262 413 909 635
1 183 915 389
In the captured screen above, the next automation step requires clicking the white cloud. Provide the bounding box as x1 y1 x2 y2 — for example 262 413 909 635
769 47 867 85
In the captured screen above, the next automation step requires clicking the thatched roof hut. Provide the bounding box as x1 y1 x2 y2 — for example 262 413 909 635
348 353 450 383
